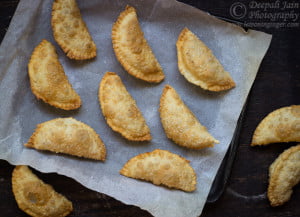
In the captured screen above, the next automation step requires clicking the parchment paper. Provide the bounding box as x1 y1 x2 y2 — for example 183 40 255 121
0 0 272 216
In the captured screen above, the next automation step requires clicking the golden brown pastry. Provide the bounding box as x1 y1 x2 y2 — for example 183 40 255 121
99 72 151 141
25 118 106 161
159 85 219 149
268 144 300 206
28 40 81 110
12 165 73 217
112 6 164 83
52 0 96 60
251 105 300 146
120 149 197 192
176 28 235 91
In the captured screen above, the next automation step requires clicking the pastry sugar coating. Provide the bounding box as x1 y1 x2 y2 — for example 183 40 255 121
120 149 197 192
52 0 96 60
159 85 219 149
176 28 235 91
251 105 300 146
12 165 73 217
99 72 151 141
28 40 81 110
268 144 300 206
112 6 164 83
25 118 106 161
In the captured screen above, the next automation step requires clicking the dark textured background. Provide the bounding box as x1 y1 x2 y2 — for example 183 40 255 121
0 0 299 216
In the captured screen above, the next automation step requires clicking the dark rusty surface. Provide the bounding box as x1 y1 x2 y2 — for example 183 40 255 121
0 0 299 216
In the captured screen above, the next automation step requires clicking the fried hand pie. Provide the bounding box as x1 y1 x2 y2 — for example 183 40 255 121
176 28 235 91
99 72 151 141
251 105 300 146
120 149 197 192
268 144 300 206
28 40 81 110
25 118 106 161
112 6 164 83
159 85 219 149
52 0 96 60
12 165 73 217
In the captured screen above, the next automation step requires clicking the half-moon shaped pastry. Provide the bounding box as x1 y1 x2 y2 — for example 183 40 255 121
25 118 106 161
12 165 73 217
176 28 235 91
112 6 164 83
268 144 300 206
99 72 151 141
120 149 197 192
251 105 300 146
159 85 219 149
52 0 96 60
28 40 81 110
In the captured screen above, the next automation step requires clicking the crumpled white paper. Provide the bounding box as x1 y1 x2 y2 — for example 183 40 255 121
0 0 272 216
